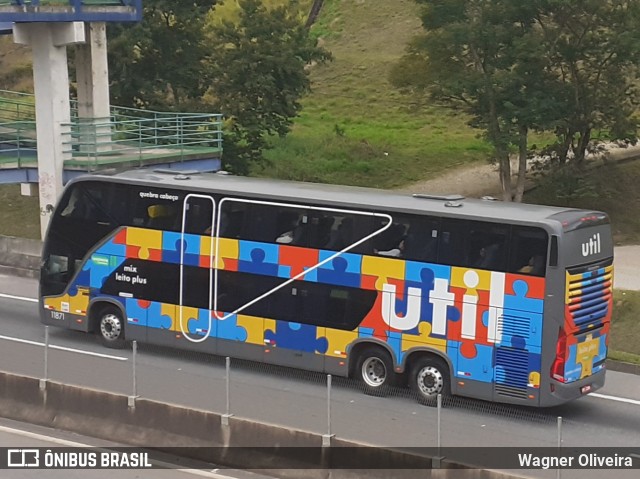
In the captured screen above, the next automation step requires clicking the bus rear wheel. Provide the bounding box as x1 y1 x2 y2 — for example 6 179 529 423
410 356 450 405
355 347 395 396
98 307 126 349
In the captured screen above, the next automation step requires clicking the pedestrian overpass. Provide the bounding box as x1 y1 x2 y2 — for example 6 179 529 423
0 89 223 184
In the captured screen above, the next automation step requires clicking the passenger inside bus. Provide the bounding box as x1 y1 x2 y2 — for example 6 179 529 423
474 242 502 269
146 204 178 231
518 255 545 275
402 224 437 262
376 239 405 257
325 217 355 250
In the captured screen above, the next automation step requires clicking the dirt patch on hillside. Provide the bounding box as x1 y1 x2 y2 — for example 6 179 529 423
398 161 503 198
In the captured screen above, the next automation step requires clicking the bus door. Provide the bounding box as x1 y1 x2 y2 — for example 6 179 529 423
176 194 216 351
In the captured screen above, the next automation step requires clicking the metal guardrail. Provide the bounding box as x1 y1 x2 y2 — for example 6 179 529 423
0 90 223 170
61 113 223 170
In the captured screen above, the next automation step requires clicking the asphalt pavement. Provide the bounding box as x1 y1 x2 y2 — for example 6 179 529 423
613 245 640 290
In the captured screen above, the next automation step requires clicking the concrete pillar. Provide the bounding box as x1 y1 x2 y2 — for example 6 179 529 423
75 22 112 155
13 22 85 239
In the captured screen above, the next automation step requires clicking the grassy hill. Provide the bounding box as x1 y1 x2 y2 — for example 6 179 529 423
256 0 491 188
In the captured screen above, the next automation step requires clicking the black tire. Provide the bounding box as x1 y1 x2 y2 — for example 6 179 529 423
97 306 126 349
355 346 396 396
410 356 451 406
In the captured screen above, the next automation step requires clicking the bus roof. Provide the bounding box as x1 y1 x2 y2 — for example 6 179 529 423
80 169 600 227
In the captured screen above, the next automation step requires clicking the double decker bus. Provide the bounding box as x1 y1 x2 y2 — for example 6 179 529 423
40 169 613 406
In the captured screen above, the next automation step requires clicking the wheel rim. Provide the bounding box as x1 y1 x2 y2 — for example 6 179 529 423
361 357 387 388
416 365 444 397
100 313 122 341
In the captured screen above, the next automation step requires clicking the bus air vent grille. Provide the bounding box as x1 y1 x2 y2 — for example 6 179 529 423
497 314 531 341
495 347 529 398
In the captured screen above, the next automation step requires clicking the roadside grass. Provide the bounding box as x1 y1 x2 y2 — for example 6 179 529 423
610 290 640 365
256 0 492 187
0 184 40 239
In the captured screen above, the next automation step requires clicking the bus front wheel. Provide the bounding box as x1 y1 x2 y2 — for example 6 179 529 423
97 307 126 349
410 356 450 405
355 347 395 396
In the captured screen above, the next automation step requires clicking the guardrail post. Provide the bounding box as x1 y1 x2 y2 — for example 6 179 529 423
39 326 49 391
128 340 138 408
432 394 444 468
557 416 563 479
322 374 334 447
222 356 233 426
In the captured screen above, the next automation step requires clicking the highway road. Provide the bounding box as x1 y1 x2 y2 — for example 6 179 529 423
1 274 639 479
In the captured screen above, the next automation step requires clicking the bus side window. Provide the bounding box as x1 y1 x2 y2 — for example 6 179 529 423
467 224 508 272
401 217 439 263
440 219 508 271
509 227 548 277
323 215 375 254
218 202 246 238
438 219 467 267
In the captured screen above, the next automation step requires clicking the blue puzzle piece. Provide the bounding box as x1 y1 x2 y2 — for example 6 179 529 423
96 238 126 257
317 255 360 287
564 343 581 382
319 251 361 273
125 298 149 328
162 231 182 264
186 308 214 337
449 340 494 383
147 302 172 330
88 254 122 289
502 280 544 348
277 265 293 279
239 242 279 275
359 327 375 338
506 280 544 314
265 321 328 353
405 262 450 285
387 331 404 365
215 313 248 342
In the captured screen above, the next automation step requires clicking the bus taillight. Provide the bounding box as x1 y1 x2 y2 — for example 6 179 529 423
551 328 567 382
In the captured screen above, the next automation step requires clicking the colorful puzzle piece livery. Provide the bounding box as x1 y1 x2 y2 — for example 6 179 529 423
46 225 600 399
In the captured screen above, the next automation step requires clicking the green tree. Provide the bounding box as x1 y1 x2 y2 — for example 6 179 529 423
206 0 331 174
391 0 554 201
107 1 218 110
534 0 640 163
392 0 640 201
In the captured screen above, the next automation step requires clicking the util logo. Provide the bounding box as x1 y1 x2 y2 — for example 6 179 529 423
581 233 601 257
379 270 504 344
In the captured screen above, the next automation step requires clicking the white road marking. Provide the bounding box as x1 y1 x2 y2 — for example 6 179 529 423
590 392 640 406
0 292 38 303
3 291 640 409
0 425 238 478
0 335 127 361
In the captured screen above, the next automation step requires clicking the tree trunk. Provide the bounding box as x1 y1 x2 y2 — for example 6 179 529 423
558 126 574 165
574 127 591 163
498 147 512 202
514 124 528 203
